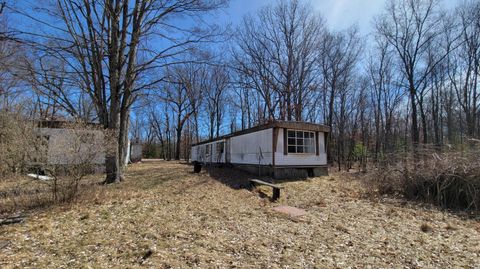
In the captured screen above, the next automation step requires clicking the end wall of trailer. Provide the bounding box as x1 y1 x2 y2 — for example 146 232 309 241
274 128 327 166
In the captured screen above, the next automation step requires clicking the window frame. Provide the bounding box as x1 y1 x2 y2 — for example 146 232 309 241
286 130 316 155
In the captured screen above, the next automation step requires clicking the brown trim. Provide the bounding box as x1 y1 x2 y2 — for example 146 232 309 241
272 127 278 166
315 131 319 156
191 121 330 146
324 132 328 153
273 165 328 168
283 128 288 155
273 121 330 133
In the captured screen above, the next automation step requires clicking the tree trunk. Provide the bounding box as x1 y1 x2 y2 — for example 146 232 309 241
409 85 420 146
327 87 335 164
105 116 121 184
119 108 130 173
175 126 183 160
419 97 428 144
216 103 221 138
209 112 214 140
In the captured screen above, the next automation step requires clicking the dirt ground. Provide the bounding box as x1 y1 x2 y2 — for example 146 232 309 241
1 161 479 268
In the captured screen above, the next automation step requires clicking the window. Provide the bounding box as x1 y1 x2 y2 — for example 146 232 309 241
287 130 315 154
205 144 210 155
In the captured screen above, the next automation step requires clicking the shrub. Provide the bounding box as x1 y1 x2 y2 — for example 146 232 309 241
39 121 104 202
366 146 480 213
0 111 36 176
0 118 105 212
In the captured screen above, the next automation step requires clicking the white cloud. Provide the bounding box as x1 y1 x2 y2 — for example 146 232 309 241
312 0 385 33
312 0 461 34
225 0 460 34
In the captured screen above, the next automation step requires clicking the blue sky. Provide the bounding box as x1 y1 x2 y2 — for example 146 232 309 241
214 0 460 34
8 0 461 40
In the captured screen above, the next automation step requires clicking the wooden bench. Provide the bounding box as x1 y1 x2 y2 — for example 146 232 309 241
250 179 283 201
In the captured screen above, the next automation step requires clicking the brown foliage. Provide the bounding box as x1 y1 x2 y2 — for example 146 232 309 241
0 112 36 176
366 146 480 213
0 175 102 215
0 118 107 212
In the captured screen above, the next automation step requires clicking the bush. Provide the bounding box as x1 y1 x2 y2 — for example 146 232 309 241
0 118 105 212
366 146 480 212
39 121 104 202
0 111 36 176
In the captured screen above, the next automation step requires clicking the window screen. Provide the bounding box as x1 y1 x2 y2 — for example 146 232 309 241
287 130 315 154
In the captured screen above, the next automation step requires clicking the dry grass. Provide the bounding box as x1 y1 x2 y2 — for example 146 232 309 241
0 174 104 215
420 223 433 233
1 161 479 268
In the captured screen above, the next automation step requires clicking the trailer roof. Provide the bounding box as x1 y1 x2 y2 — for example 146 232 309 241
191 121 330 146
36 119 102 129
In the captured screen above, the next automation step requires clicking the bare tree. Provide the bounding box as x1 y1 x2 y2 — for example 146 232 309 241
203 65 229 139
367 36 403 157
233 0 324 121
160 64 203 160
0 11 27 111
11 0 227 183
318 27 362 165
374 0 457 145
5 0 480 176
447 1 480 139
319 27 362 129
23 57 96 121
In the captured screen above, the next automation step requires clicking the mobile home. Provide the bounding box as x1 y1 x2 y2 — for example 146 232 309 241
191 121 330 179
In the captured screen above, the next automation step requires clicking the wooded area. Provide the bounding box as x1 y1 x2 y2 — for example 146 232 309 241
1 1 480 266
1 0 479 176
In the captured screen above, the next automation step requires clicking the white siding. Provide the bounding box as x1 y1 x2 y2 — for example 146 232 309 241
191 140 226 163
230 129 273 165
211 141 225 163
274 128 327 166
191 127 327 167
191 145 198 161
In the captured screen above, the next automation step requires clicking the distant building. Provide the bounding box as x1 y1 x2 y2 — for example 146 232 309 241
35 120 140 172
191 121 330 179
34 120 105 172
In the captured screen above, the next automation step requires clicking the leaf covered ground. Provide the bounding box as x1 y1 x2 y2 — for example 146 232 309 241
1 161 479 268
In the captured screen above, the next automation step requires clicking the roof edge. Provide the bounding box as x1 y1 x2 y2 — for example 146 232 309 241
192 121 330 147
